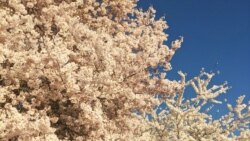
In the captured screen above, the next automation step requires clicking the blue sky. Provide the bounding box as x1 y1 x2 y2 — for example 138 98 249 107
138 0 250 118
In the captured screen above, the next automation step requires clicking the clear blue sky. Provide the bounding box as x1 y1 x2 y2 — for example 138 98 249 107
138 0 250 118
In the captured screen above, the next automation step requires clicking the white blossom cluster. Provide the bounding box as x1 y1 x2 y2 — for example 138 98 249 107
0 0 183 140
145 71 250 141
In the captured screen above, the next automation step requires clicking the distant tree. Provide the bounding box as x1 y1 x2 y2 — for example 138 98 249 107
144 70 250 140
0 0 249 141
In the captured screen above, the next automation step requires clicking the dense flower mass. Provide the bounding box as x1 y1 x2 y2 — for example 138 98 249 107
0 0 249 141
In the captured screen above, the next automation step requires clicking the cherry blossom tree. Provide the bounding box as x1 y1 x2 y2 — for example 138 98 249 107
144 70 250 140
0 0 249 140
